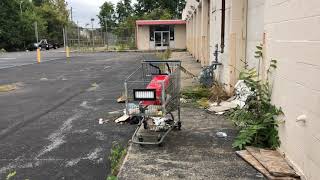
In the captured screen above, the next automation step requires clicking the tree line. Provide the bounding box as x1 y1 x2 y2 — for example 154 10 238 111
98 0 186 38
0 0 70 51
0 0 185 51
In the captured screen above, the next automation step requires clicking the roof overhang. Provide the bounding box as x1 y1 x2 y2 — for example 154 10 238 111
136 20 186 26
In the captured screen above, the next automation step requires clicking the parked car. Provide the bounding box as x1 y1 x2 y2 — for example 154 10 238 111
27 39 61 51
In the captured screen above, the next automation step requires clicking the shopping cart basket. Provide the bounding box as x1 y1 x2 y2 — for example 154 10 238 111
124 60 181 146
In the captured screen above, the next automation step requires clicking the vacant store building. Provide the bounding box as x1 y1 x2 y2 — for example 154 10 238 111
135 20 186 50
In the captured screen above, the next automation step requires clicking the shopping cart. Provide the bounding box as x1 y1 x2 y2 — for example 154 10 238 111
124 60 181 146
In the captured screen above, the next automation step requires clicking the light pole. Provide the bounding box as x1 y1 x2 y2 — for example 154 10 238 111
104 17 108 50
19 1 23 16
91 18 95 51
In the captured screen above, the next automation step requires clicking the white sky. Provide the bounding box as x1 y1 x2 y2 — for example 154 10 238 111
66 0 136 28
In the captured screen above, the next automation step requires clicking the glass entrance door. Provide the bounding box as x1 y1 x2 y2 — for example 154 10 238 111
154 31 170 49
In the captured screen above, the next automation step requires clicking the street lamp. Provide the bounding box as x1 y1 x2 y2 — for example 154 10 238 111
19 1 23 15
91 18 95 50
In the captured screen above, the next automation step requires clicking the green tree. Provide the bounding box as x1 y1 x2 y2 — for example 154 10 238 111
98 1 116 32
116 0 133 23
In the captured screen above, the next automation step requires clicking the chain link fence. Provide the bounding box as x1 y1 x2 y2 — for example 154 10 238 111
65 26 136 52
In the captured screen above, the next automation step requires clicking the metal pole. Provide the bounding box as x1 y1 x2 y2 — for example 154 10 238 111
105 18 108 50
91 18 95 51
34 22 39 43
63 27 66 50
19 1 23 16
77 21 80 50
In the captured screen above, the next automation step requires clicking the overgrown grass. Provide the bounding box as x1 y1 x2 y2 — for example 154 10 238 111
156 49 172 60
106 142 127 180
181 86 212 108
6 171 16 180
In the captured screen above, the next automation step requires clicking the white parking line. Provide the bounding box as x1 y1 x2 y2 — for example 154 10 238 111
0 58 16 60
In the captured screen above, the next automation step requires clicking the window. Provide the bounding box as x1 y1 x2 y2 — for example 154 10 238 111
169 26 174 41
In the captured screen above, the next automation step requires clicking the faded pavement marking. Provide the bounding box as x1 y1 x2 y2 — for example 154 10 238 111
36 112 84 158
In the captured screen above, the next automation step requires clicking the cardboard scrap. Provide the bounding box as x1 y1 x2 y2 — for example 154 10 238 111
246 147 300 178
117 95 126 103
208 101 237 112
236 150 299 180
115 114 130 123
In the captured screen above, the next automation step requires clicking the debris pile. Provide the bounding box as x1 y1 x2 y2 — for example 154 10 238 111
207 80 254 114
237 147 300 180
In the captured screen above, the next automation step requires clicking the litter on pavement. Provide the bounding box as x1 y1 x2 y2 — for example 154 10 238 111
216 132 228 138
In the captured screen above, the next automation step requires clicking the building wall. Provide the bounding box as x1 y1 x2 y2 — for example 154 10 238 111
264 1 320 179
136 25 186 50
174 24 187 49
136 25 150 50
183 0 320 178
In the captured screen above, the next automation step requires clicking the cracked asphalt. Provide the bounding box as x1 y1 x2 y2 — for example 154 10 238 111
0 52 156 179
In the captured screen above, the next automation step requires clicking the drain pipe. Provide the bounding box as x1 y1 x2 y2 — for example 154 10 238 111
244 0 248 63
220 0 225 53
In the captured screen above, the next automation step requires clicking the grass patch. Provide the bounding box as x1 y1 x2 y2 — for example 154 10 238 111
156 49 172 60
106 142 127 180
181 86 212 100
0 84 16 92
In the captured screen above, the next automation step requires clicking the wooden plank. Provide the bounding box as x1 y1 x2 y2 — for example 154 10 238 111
236 150 298 180
246 147 299 178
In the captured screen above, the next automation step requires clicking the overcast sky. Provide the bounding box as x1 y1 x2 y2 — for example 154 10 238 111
67 0 136 28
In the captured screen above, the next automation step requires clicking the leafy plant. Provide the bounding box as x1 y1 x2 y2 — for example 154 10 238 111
6 171 16 180
109 142 127 176
106 176 118 180
229 45 282 150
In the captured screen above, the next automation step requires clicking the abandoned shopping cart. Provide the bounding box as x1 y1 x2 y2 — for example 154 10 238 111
124 60 181 146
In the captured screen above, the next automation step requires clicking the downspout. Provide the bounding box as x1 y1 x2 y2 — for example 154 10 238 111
220 0 225 53
244 0 248 65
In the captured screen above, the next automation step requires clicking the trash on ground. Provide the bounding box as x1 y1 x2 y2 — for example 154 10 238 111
117 95 126 103
40 77 49 81
208 101 237 112
115 114 130 123
215 112 225 115
246 146 299 178
99 118 104 124
180 98 188 103
216 132 227 138
128 116 142 125
232 80 254 108
87 83 99 91
146 115 174 132
236 147 300 180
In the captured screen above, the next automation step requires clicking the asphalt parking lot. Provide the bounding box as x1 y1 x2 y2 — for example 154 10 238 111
0 52 156 179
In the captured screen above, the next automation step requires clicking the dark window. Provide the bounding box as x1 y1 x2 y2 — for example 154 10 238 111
150 26 155 41
170 26 174 41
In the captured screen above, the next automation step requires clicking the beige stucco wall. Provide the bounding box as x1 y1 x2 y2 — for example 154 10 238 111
136 24 186 50
264 1 320 179
174 24 186 49
136 25 150 50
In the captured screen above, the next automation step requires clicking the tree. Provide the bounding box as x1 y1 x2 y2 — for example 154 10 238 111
116 0 133 23
98 2 116 32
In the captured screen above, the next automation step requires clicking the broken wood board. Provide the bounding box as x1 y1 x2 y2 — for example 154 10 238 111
115 114 130 123
246 147 299 178
236 150 299 180
117 95 126 103
0 84 16 92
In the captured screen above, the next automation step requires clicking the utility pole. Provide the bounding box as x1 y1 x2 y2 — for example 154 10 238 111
34 22 39 43
91 18 95 51
19 1 23 16
105 17 108 50
70 7 73 21
77 21 80 50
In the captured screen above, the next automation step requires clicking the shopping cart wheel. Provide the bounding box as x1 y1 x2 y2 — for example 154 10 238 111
138 136 144 147
177 121 182 130
143 120 148 129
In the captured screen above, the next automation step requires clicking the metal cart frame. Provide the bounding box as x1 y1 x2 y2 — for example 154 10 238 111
124 60 181 145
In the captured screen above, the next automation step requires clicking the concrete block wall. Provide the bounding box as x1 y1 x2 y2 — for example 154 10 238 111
264 0 320 179
183 0 320 178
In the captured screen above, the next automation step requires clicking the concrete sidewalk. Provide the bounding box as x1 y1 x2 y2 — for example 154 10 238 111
117 52 263 180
